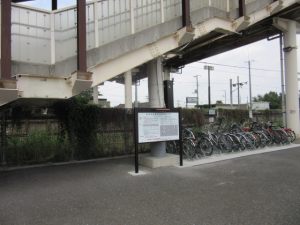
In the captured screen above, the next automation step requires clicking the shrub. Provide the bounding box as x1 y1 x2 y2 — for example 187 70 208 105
6 131 62 165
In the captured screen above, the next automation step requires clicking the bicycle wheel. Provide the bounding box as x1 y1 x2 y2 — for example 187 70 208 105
262 129 273 146
183 138 196 160
244 132 258 149
239 134 255 150
197 137 214 156
271 130 282 145
286 129 296 143
228 134 241 152
218 134 233 153
275 129 290 145
256 131 268 148
166 141 178 154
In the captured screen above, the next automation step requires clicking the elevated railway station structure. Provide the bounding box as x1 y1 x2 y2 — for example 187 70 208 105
0 0 299 162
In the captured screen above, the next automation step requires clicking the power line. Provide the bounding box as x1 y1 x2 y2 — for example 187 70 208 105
186 65 279 77
196 61 280 72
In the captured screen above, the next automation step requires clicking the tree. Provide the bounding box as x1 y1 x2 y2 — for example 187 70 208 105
253 91 282 109
74 88 93 104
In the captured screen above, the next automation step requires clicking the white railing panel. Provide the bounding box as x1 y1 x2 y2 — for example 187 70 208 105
190 0 209 11
245 0 257 4
97 0 131 46
10 0 275 68
135 0 161 32
229 0 239 11
163 0 182 22
11 6 51 64
86 3 95 50
54 7 77 62
211 0 228 11
245 0 273 15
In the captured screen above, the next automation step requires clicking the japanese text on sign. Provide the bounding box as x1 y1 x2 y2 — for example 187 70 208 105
138 112 179 143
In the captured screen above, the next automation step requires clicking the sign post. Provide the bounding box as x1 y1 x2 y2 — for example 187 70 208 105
134 108 139 173
133 108 182 173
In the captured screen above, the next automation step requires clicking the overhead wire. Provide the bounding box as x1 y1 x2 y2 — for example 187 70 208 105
196 61 280 72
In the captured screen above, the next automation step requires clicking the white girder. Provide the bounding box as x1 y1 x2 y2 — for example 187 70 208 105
89 27 190 86
89 18 235 87
233 0 298 32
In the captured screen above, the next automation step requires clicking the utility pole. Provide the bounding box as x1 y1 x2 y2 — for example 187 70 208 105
204 65 214 108
222 90 227 104
194 75 201 106
230 79 233 107
248 60 253 119
237 76 240 104
232 76 247 106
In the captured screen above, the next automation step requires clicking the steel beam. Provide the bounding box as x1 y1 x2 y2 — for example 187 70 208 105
182 0 191 28
239 0 246 17
77 0 87 72
1 0 12 80
52 0 58 10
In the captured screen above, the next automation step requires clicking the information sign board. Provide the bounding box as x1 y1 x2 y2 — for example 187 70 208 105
186 97 198 104
137 112 179 143
208 109 216 115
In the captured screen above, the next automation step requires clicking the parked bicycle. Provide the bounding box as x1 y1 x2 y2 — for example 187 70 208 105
167 119 296 161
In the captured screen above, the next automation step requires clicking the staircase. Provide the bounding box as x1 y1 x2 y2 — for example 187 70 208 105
0 0 297 106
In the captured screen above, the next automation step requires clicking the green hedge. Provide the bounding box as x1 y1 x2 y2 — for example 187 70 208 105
6 131 69 165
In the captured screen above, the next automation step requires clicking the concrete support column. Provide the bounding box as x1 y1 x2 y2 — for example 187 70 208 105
283 20 300 135
93 86 98 104
164 67 171 81
124 70 133 108
147 58 166 157
148 58 165 108
163 67 174 109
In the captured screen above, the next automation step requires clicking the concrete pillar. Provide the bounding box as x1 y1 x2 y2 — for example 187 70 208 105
148 59 165 108
283 20 300 135
147 58 166 157
92 86 98 104
124 70 133 108
164 67 171 81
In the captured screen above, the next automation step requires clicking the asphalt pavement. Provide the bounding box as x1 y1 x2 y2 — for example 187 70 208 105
1 147 300 225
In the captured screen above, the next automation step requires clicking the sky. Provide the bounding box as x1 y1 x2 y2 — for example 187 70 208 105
21 0 300 107
21 0 75 8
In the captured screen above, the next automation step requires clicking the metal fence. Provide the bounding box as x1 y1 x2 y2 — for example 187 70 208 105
0 107 282 167
0 108 148 167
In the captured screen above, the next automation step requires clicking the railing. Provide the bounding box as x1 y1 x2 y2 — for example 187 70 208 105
9 0 272 68
11 5 51 64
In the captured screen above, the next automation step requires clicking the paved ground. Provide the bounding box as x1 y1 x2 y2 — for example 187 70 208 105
1 147 300 225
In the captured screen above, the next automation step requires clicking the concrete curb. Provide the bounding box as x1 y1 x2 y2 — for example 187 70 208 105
0 154 134 172
178 144 300 168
